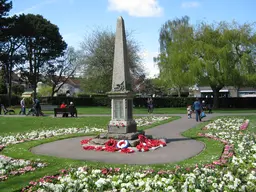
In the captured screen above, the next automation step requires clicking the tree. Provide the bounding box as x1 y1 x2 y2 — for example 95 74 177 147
155 16 195 97
19 14 67 100
37 84 52 97
0 0 12 18
193 21 256 107
0 0 12 96
1 15 25 105
79 28 144 93
0 69 6 93
44 46 79 98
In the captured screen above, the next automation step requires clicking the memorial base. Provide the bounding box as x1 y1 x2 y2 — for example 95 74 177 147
91 130 153 147
108 120 137 134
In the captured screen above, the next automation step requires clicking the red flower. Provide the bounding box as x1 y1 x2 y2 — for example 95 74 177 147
83 146 95 150
120 148 134 153
95 146 104 151
105 139 117 148
80 138 92 145
101 168 108 174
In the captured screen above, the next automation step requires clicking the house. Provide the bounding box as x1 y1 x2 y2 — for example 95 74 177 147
189 86 256 98
54 77 82 96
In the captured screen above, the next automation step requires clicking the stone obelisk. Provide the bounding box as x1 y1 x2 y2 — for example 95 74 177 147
107 16 137 134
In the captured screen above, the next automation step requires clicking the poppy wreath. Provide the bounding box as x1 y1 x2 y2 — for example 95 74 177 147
81 135 166 153
104 139 118 152
136 134 166 152
116 140 129 149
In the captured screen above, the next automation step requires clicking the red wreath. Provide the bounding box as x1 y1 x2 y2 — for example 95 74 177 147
81 138 92 145
136 134 166 152
104 139 118 152
81 135 166 153
121 148 134 153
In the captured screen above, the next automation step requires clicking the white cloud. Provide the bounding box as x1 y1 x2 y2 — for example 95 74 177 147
108 0 163 17
13 0 58 15
140 50 159 78
181 1 200 9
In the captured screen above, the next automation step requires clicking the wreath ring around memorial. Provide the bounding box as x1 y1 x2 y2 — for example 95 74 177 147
116 140 129 149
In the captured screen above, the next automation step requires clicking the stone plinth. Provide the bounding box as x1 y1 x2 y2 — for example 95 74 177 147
98 130 144 140
90 130 147 147
108 120 137 134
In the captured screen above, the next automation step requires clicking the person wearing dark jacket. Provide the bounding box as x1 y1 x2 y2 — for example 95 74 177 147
193 98 202 122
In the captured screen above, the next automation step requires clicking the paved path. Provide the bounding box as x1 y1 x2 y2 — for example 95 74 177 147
30 113 226 165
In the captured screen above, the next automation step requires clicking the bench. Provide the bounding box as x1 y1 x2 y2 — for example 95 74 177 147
54 108 77 117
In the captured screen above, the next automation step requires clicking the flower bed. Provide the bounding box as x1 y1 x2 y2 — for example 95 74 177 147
203 117 248 131
0 116 172 182
0 127 105 152
0 155 46 182
21 117 256 191
0 116 171 152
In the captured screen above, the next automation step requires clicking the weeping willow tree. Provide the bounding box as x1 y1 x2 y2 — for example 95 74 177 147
156 16 256 107
192 21 256 107
155 16 195 97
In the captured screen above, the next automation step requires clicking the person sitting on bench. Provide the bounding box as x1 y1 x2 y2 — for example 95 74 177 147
68 102 76 117
60 102 68 117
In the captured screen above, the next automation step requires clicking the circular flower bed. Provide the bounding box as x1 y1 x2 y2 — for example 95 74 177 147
21 117 256 192
0 116 172 183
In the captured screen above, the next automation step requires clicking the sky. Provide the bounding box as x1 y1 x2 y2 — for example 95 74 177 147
9 0 256 78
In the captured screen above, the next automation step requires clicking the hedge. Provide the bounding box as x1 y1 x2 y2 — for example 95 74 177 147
2 94 256 108
0 94 20 106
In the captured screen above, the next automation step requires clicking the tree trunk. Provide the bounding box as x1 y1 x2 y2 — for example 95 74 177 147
8 69 12 106
51 85 55 100
212 88 221 108
177 89 181 97
176 87 181 97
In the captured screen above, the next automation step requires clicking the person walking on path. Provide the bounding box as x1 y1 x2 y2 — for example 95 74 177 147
19 98 26 115
193 98 202 122
187 105 192 119
34 98 44 116
147 97 154 113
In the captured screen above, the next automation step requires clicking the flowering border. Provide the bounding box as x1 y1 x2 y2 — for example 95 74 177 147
5 117 256 191
0 155 47 182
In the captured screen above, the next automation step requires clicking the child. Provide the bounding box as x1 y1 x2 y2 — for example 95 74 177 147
187 105 192 119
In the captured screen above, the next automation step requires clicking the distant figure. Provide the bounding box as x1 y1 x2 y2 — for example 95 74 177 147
147 98 153 113
68 101 76 117
60 102 67 109
60 102 68 117
187 105 192 119
202 100 207 111
207 103 213 113
193 98 202 122
19 98 26 115
34 98 43 116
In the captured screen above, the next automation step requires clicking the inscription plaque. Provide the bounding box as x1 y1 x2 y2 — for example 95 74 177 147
113 99 124 120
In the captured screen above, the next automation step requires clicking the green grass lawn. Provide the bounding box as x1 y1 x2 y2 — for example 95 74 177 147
0 115 255 191
0 116 110 135
9 106 256 115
